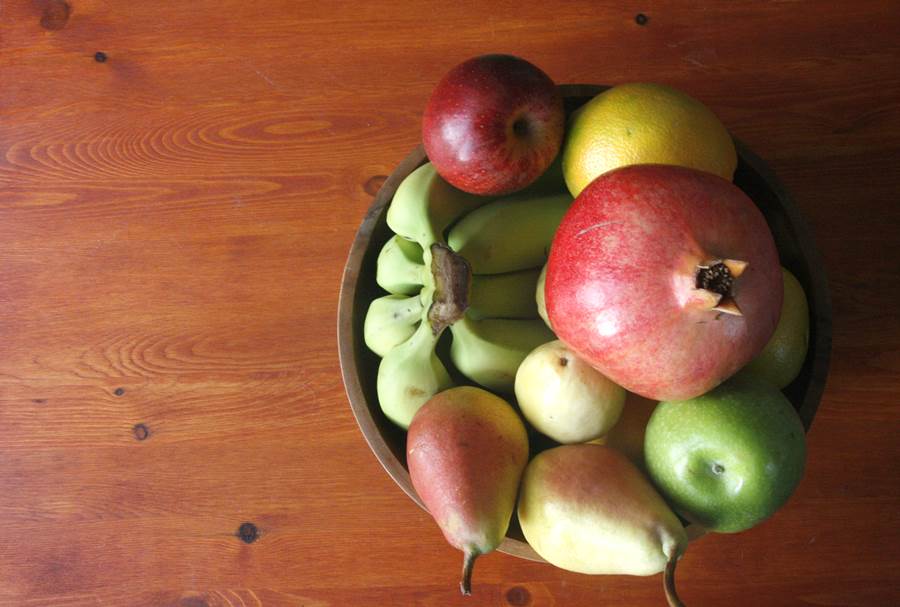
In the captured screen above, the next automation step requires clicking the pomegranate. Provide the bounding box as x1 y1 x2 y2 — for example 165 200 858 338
545 164 782 401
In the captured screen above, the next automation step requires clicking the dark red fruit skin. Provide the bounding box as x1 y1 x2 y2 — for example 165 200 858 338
422 54 565 196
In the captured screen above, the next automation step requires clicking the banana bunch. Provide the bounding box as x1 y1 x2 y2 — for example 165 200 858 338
365 162 570 428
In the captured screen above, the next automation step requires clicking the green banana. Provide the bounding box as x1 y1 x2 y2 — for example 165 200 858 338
447 191 573 274
364 294 424 357
386 162 492 247
535 263 552 329
367 161 568 428
377 317 453 429
449 315 556 394
376 235 425 295
468 268 541 320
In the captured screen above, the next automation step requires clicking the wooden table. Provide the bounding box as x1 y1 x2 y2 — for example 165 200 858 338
2 2 899 605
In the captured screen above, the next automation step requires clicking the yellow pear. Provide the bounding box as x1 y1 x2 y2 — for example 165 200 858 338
514 340 625 444
518 444 687 579
740 267 810 388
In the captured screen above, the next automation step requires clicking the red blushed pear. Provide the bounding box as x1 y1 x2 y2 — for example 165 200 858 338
546 164 782 401
407 386 529 595
517 445 689 605
422 54 565 196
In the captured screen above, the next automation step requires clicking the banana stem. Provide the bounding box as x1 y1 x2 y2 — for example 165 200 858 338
429 243 471 333
460 549 479 596
664 554 686 607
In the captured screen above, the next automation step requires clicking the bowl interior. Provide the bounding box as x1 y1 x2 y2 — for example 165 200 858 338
338 85 832 560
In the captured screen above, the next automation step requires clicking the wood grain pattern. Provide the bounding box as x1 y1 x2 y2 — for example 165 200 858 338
2 1 899 605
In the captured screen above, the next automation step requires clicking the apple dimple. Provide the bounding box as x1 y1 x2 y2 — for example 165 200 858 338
674 448 747 506
512 117 531 139
422 54 565 196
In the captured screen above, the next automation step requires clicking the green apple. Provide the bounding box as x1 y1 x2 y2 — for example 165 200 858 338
644 375 806 533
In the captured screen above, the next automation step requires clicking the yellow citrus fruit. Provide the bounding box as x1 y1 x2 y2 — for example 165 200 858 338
740 268 810 389
562 82 738 196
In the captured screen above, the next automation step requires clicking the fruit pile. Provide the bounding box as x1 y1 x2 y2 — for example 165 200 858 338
363 54 810 604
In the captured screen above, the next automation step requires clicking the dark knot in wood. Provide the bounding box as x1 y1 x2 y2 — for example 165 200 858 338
363 175 387 196
132 423 150 441
506 585 532 605
237 522 259 544
39 0 70 31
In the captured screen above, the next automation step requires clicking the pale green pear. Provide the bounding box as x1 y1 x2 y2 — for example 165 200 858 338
740 267 810 389
518 444 687 578
514 340 625 444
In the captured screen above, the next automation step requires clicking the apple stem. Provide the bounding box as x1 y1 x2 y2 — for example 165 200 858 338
460 549 479 596
429 243 471 334
664 554 686 607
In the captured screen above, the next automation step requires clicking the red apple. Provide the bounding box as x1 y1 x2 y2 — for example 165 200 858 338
422 54 565 196
546 164 782 401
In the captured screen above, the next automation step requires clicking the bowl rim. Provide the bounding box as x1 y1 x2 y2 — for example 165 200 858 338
337 84 833 561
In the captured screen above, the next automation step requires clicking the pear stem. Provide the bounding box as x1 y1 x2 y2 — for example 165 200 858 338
664 554 686 607
460 549 479 596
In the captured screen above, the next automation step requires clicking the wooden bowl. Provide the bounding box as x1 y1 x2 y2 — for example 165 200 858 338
337 85 833 561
